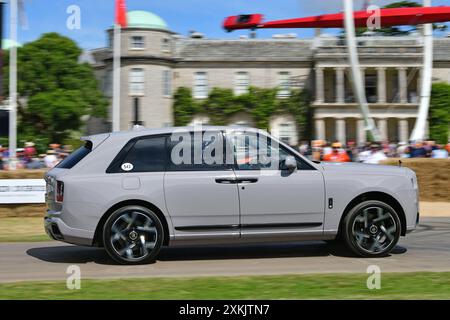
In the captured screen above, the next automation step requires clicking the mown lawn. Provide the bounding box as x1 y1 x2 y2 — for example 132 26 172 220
0 217 49 242
0 272 449 300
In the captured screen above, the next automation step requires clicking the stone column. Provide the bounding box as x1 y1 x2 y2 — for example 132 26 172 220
360 67 366 94
335 67 345 103
377 67 387 104
315 67 324 103
357 119 367 146
315 119 326 141
399 119 409 143
417 68 422 99
377 118 388 142
336 119 346 144
398 67 408 103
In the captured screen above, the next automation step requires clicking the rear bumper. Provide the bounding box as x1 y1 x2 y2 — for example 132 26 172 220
44 212 94 246
406 211 420 234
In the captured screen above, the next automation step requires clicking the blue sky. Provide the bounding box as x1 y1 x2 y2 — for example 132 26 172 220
5 0 450 50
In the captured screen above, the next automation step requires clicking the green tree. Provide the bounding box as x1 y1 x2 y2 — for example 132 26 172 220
203 88 237 125
172 86 311 140
3 32 108 144
173 87 198 126
429 83 450 144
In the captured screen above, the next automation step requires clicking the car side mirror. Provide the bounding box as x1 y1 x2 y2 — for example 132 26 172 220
284 156 297 171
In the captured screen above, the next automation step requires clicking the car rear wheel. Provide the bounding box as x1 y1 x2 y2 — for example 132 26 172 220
343 200 401 257
103 205 164 265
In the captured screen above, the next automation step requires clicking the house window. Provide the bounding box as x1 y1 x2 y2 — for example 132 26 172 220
234 72 250 95
365 74 377 103
103 70 113 97
161 38 171 52
130 36 145 49
279 122 295 145
194 72 208 99
163 70 172 97
277 72 291 98
129 68 145 95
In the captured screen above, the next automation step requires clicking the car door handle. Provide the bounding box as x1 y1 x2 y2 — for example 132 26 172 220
238 178 258 184
215 178 238 184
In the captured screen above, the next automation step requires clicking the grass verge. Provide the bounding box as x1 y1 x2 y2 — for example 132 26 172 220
0 217 49 242
0 272 449 300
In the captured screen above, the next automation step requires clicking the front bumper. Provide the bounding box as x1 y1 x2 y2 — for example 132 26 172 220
44 212 94 246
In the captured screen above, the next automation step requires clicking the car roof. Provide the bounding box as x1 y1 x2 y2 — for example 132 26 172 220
83 126 264 141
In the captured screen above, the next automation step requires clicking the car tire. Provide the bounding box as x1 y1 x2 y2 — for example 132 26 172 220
103 205 164 265
342 200 401 258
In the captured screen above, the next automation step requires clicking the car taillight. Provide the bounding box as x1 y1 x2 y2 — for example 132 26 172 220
56 181 64 203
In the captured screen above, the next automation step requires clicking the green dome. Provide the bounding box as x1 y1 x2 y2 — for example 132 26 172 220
127 10 169 30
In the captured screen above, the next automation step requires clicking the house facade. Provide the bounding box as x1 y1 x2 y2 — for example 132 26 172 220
88 10 450 145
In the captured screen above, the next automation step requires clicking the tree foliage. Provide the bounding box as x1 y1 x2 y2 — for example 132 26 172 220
172 86 311 141
429 83 450 144
3 32 108 144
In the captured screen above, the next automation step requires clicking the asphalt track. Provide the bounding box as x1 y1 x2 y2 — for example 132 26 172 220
0 217 449 283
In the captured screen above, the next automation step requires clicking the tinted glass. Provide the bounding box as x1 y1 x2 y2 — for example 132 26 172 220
167 132 228 171
120 136 167 173
56 142 92 169
226 132 314 171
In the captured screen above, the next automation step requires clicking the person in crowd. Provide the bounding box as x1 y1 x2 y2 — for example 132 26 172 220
397 142 409 158
345 140 358 162
409 141 427 158
0 145 4 170
44 150 58 168
323 142 350 162
23 142 37 166
431 145 449 159
362 143 388 164
298 141 309 156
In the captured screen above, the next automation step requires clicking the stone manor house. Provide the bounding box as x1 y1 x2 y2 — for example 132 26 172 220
87 10 450 146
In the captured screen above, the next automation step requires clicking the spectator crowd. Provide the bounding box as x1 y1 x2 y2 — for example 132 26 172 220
0 142 72 170
0 139 449 170
302 140 450 164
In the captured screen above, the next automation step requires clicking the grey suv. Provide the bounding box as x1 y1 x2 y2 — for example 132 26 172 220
45 126 419 264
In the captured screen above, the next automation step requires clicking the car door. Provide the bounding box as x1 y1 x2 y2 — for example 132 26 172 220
225 130 325 240
164 130 240 240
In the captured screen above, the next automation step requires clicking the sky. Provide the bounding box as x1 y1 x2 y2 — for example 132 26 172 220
4 0 450 50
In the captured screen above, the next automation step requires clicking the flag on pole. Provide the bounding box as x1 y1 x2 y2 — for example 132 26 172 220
112 0 127 132
115 0 127 27
18 0 27 29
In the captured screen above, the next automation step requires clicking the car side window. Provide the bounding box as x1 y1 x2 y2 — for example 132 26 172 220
167 131 229 171
226 131 314 171
118 136 167 173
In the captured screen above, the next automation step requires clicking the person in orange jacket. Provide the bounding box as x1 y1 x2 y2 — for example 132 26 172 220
323 142 351 162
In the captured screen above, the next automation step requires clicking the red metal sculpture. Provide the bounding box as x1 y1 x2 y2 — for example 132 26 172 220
223 6 450 31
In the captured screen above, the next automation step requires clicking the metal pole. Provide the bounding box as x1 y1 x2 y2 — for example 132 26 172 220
9 0 18 170
133 97 140 126
343 0 381 141
112 23 121 132
0 1 5 100
410 0 433 142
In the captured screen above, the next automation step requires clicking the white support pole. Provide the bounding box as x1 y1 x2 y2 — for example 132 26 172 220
410 0 433 142
8 0 18 170
343 0 381 141
112 23 121 132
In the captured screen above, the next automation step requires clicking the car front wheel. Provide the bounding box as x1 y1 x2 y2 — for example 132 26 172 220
343 200 401 257
103 205 164 265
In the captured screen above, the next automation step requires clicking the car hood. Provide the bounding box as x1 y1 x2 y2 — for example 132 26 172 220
320 161 408 176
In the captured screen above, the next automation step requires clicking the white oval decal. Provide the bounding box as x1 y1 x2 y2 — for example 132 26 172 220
121 163 134 171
